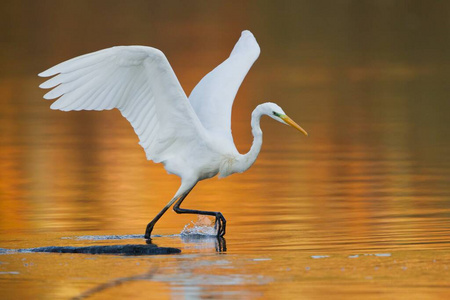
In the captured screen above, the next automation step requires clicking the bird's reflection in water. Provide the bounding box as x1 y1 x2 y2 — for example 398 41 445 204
1 243 180 255
180 235 227 252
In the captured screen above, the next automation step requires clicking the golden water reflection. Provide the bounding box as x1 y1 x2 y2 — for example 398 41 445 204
1 1 450 299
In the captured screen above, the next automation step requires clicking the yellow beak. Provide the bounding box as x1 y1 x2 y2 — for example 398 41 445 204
281 115 308 136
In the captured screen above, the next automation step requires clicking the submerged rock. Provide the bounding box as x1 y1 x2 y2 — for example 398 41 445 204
0 244 181 256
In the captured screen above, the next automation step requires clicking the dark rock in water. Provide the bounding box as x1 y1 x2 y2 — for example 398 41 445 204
0 244 180 255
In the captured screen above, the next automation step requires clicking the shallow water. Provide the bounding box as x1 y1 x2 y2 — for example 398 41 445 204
1 1 450 299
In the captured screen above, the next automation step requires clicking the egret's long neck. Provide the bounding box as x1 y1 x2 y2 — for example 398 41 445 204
235 105 264 173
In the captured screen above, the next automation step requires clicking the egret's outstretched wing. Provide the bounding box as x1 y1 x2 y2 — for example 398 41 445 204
189 30 260 141
39 46 206 163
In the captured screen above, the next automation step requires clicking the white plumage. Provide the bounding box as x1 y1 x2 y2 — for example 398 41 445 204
39 30 307 238
190 30 260 142
40 46 204 163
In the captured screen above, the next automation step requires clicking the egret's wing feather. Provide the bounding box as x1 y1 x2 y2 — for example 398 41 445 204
39 46 206 163
189 30 260 141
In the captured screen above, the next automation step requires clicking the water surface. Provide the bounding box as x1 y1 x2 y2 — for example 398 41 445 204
1 1 450 299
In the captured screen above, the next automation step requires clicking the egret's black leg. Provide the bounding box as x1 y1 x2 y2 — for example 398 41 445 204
145 205 171 239
145 184 197 239
173 191 226 237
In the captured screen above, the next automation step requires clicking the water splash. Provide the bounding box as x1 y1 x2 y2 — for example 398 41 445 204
181 216 217 236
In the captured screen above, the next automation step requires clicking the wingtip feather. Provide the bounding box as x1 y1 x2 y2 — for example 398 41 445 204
49 100 68 111
241 30 254 37
39 80 56 89
230 30 260 58
43 89 59 100
49 101 60 110
38 69 58 78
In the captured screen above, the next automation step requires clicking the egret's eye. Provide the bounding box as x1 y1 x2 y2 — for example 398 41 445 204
272 111 281 117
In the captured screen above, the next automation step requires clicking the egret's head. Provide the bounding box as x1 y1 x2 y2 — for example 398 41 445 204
263 102 308 136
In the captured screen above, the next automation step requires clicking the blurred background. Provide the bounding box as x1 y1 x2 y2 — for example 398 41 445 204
1 0 450 245
1 1 450 298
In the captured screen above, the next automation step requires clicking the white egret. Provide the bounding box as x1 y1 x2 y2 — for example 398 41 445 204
39 30 308 238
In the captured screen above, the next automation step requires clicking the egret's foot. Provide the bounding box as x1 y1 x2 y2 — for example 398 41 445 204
145 222 155 240
214 212 226 237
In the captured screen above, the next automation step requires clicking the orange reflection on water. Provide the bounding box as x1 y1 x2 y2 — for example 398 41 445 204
2 1 450 299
